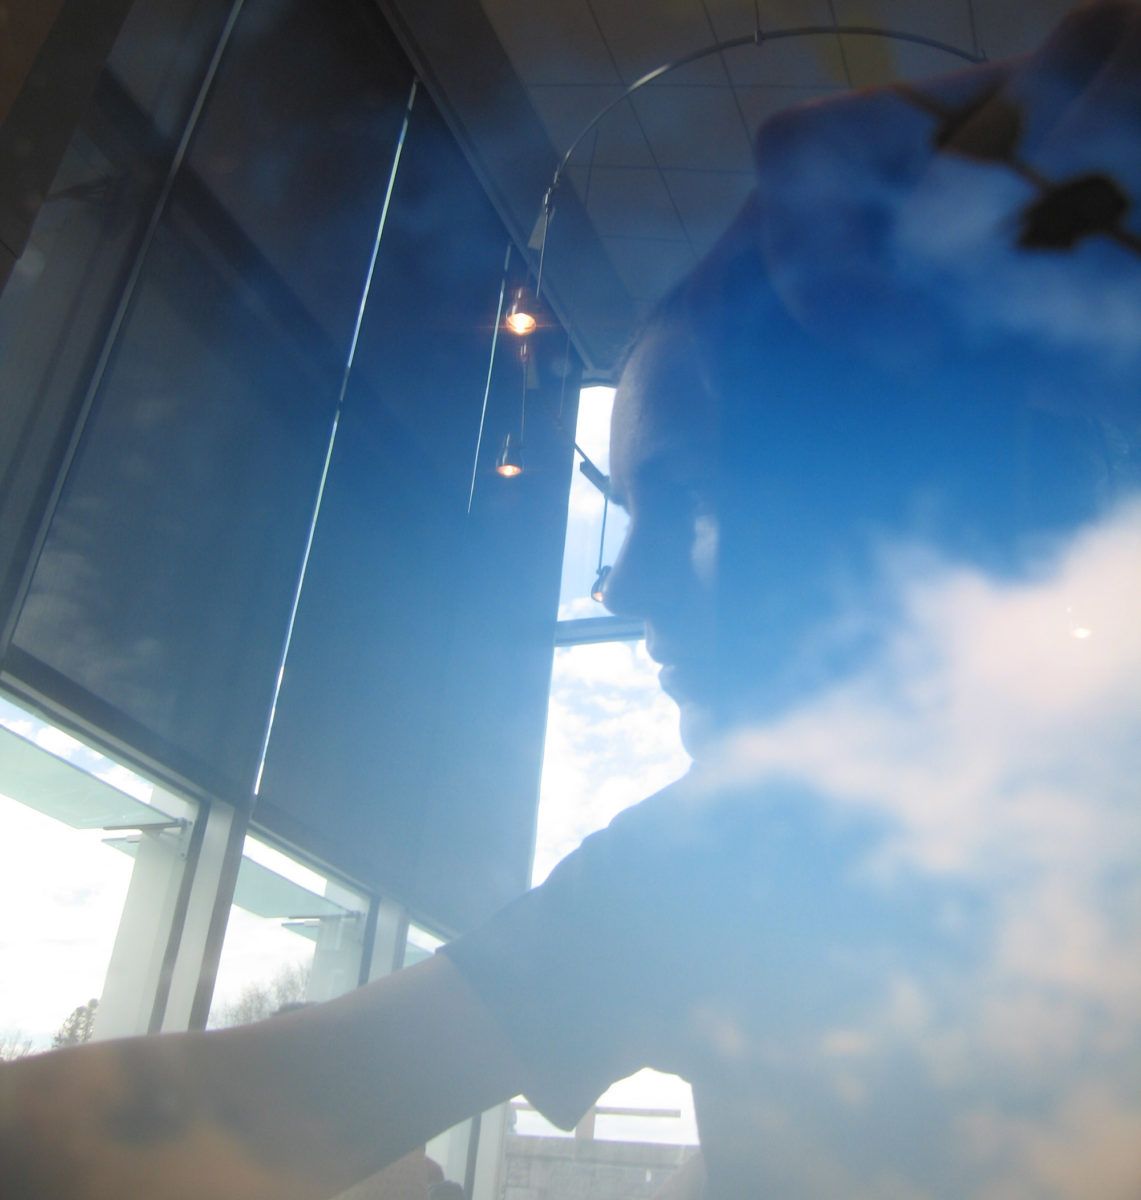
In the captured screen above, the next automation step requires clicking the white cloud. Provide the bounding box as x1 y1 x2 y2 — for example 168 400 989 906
676 501 1141 1195
526 634 695 1146
717 502 1141 889
0 793 133 1046
533 640 690 885
31 724 85 760
959 1084 1141 1200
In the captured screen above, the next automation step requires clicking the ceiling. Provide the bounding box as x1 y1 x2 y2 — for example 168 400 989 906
381 0 1082 374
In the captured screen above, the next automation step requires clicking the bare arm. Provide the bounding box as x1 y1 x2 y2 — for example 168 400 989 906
0 954 525 1200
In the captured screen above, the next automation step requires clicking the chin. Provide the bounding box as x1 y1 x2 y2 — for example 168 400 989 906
677 700 719 759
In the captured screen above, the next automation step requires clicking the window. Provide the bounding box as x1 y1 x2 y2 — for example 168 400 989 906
208 834 369 1027
515 386 698 1147
0 696 195 1051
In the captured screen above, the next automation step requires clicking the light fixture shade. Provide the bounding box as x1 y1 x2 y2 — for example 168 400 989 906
495 432 523 477
591 564 611 603
504 285 538 336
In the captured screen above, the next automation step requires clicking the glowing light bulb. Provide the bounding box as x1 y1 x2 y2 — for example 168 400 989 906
495 433 523 477
505 310 537 336
504 286 538 336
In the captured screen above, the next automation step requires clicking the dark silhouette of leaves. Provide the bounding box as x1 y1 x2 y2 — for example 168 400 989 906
1019 174 1130 249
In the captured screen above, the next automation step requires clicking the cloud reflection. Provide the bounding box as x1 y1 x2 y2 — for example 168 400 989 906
693 500 1141 1197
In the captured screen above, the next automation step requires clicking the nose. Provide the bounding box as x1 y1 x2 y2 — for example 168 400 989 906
602 517 680 621
600 527 640 617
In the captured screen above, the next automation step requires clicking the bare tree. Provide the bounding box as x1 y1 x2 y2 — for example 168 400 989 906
0 1031 35 1061
52 999 99 1049
211 961 311 1028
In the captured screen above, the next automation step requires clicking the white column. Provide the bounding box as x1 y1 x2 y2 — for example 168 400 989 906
427 1119 473 1187
93 814 194 1040
366 895 409 980
470 1103 511 1200
307 911 368 1003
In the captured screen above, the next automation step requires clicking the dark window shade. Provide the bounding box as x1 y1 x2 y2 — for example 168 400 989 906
9 211 338 797
5 0 417 800
3 0 578 929
252 92 580 934
0 0 234 632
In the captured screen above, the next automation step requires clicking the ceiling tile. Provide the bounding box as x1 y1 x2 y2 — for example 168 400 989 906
703 0 851 86
631 85 755 172
589 0 725 86
602 235 698 304
718 28 849 86
643 55 732 89
972 0 1078 60
528 85 655 170
703 0 837 41
830 0 977 45
566 165 691 243
480 0 620 86
662 168 755 257
830 0 979 86
471 0 1088 369
837 33 978 86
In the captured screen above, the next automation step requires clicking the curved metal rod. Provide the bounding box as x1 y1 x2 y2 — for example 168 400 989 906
549 26 985 197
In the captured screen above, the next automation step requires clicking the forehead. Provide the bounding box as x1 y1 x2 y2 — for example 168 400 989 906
609 322 720 505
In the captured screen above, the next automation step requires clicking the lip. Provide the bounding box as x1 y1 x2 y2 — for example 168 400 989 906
658 661 703 706
648 629 702 699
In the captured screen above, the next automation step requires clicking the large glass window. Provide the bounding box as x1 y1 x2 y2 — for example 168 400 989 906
208 833 369 1026
0 695 194 1053
514 386 698 1150
556 386 629 623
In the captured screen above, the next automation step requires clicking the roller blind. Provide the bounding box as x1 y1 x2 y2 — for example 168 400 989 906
1 0 575 930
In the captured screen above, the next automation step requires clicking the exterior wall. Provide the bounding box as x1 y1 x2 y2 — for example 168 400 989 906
502 1135 697 1200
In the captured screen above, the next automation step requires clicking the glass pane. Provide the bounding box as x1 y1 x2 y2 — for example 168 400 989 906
405 921 444 969
0 0 226 613
522 374 699 1145
557 386 628 619
208 834 368 1027
534 640 691 886
0 697 186 1054
521 638 697 1146
6 0 415 803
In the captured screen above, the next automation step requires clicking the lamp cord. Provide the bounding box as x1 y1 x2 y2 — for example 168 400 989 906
597 493 609 573
468 243 513 513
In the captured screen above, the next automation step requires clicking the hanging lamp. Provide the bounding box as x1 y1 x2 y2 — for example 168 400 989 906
495 432 523 477
504 285 539 336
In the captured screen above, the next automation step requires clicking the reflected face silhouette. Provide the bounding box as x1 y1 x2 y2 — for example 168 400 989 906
603 304 1014 755
606 321 723 753
604 219 1114 758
